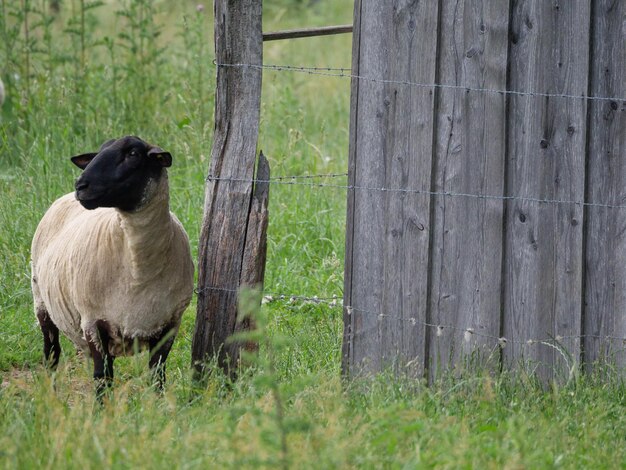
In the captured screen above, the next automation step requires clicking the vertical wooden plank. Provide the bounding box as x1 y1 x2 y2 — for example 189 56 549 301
192 0 263 376
584 0 626 371
503 0 590 382
341 0 362 376
428 0 510 379
343 0 440 377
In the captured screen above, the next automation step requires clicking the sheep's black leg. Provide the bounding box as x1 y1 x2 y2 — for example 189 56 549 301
36 307 61 369
86 321 115 402
148 325 176 391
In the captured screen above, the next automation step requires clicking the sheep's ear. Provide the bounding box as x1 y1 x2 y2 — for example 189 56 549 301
71 153 97 170
148 147 172 168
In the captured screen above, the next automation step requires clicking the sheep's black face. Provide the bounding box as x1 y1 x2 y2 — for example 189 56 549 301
72 136 172 212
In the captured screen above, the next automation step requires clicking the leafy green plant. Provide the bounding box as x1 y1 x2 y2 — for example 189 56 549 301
63 0 105 95
179 5 212 126
230 288 293 469
113 0 165 128
0 0 25 112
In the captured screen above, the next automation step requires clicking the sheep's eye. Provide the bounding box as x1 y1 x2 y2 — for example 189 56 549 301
128 149 138 158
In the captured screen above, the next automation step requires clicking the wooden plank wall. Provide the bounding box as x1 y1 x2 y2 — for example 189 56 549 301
344 0 625 380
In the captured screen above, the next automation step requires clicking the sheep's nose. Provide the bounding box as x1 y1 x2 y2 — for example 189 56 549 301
75 179 89 191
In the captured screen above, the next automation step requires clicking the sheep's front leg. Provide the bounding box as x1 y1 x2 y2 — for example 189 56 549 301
36 306 61 369
148 325 176 391
85 321 115 401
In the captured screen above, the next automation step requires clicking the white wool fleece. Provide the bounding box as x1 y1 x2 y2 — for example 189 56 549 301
31 175 194 356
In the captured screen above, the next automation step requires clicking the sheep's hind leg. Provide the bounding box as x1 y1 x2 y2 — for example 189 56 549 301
36 306 61 369
148 325 176 392
86 321 115 401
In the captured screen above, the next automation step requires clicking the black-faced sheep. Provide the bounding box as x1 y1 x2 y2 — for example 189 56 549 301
31 136 194 397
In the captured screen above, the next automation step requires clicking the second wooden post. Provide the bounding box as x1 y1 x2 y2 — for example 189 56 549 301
192 0 267 378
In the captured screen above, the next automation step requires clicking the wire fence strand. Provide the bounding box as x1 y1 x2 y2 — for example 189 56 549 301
194 284 626 348
216 62 626 103
206 174 626 210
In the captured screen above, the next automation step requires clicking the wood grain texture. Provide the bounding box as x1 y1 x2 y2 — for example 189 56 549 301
343 0 440 377
192 0 263 376
428 0 510 379
240 153 270 290
583 0 626 371
343 0 625 379
341 0 362 376
503 0 590 381
236 152 270 356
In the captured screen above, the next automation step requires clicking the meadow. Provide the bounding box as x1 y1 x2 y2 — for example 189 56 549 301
1 1 626 468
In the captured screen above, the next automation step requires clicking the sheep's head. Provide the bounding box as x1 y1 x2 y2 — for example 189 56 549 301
72 136 172 212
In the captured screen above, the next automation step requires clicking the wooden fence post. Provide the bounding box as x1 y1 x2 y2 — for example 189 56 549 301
584 0 626 372
343 0 440 377
192 0 265 377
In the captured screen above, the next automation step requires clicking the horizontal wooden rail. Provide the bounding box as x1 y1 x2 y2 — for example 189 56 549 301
263 24 353 41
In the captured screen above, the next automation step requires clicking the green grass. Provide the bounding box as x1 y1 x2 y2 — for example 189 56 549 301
1 1 625 468
3 365 626 468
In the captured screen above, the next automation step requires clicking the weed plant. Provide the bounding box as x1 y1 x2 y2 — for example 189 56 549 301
1 1 625 468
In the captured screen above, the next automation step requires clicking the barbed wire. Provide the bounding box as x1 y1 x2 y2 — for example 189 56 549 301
269 172 347 181
206 174 626 210
194 284 626 348
345 306 626 348
216 62 626 103
194 284 342 306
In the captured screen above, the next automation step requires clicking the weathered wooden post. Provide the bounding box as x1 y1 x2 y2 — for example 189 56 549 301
342 0 439 377
192 0 267 377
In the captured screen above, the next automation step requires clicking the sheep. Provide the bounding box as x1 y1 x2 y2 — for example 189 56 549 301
31 136 194 397
0 77 5 107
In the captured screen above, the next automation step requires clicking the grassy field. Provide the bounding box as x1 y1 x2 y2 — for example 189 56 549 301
1 1 626 468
